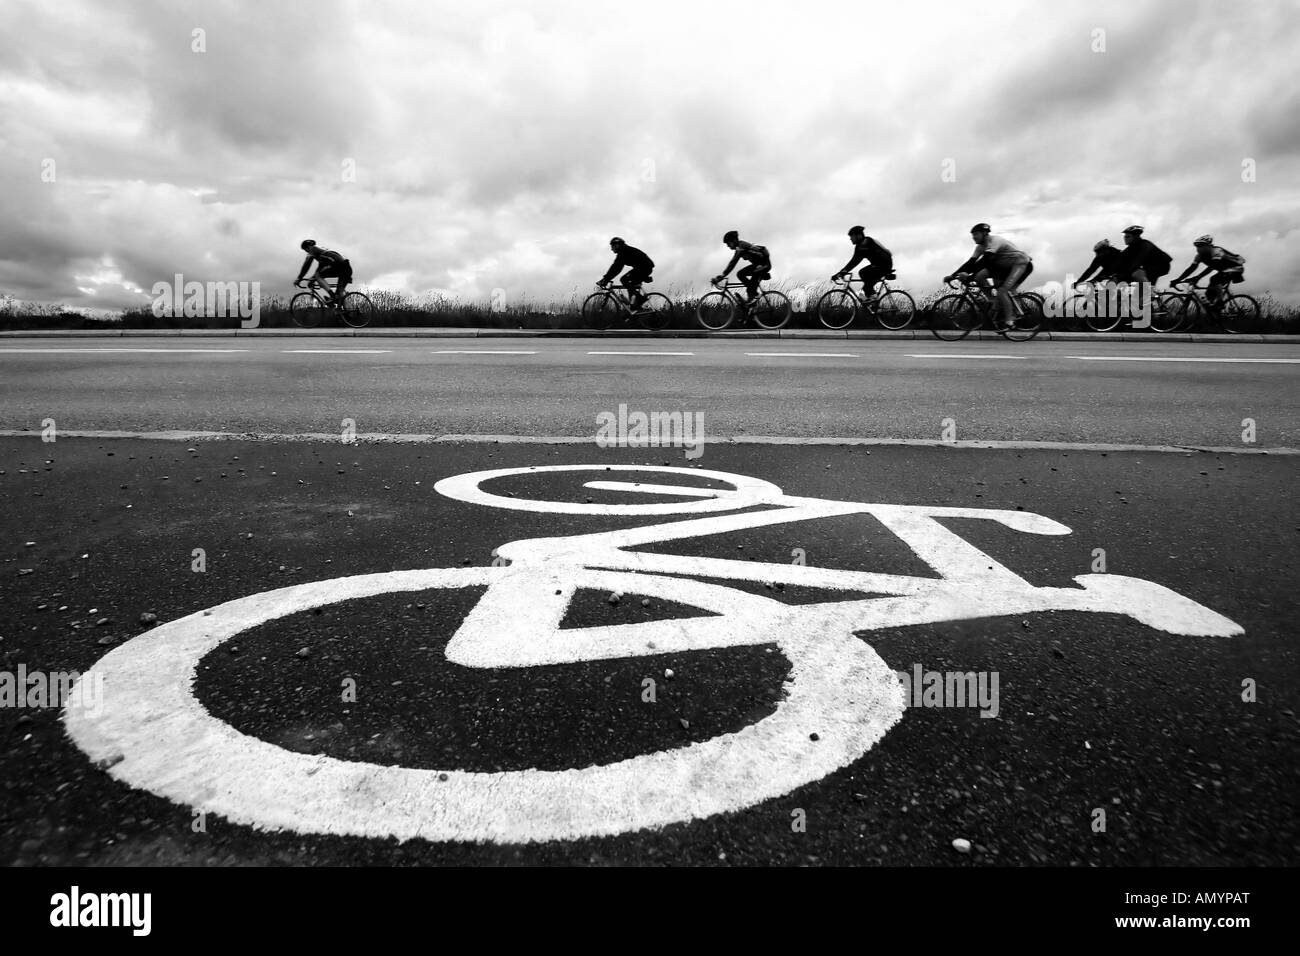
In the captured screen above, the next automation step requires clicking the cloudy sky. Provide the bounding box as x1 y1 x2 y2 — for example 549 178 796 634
1 0 1298 311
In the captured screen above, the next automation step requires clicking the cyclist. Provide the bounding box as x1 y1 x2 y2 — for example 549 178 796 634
1116 225 1172 287
713 230 771 306
943 223 1033 328
1075 239 1124 287
598 237 654 311
1171 235 1246 307
832 226 893 303
295 239 353 305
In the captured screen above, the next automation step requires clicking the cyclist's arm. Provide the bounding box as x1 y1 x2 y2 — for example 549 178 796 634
600 253 624 284
1172 261 1200 283
295 255 315 282
720 250 742 276
1076 254 1102 284
838 250 865 274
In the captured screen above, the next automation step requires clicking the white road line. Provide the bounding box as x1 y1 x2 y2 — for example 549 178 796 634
746 352 858 357
587 350 695 356
906 354 1027 360
432 349 538 355
0 348 249 353
1067 356 1300 364
282 349 391 354
0 429 1293 454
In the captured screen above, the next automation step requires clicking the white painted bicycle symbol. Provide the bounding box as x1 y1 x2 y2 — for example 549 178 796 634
65 464 1241 844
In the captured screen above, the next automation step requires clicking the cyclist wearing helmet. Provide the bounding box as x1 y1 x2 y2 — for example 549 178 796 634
943 223 1033 328
1171 235 1246 307
599 237 655 310
1115 225 1172 287
833 226 893 303
1075 239 1124 287
714 230 771 304
295 239 353 305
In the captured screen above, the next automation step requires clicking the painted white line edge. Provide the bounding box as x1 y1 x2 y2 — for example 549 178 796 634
0 348 250 353
586 351 695 356
0 430 1292 455
1066 356 1300 364
745 352 858 357
906 354 1027 360
431 350 539 354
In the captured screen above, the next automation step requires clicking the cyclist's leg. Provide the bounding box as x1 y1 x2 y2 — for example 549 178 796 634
624 268 650 308
1206 273 1230 307
335 261 353 302
316 265 341 305
996 261 1029 324
737 264 759 302
859 266 884 302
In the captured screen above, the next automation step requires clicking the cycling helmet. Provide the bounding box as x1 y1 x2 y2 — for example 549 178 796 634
1122 225 1143 235
848 225 865 236
609 236 625 246
1093 239 1111 252
1194 234 1214 246
970 222 991 233
300 238 316 250
723 230 739 243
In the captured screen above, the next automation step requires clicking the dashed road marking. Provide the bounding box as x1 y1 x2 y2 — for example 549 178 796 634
906 354 1027 360
282 349 391 354
431 350 539 355
587 351 695 356
0 348 250 353
1066 356 1300 364
745 352 858 357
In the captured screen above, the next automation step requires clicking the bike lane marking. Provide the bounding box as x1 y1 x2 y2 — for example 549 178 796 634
64 464 1244 845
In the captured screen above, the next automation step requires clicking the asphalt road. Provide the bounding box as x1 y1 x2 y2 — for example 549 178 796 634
1 337 1297 866
0 336 1298 446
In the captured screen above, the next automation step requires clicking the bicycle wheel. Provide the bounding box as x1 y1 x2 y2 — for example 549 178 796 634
929 294 980 341
1220 294 1260 334
751 290 791 330
1079 288 1123 332
696 291 736 331
340 291 374 328
1001 293 1044 342
874 290 916 330
1150 293 1196 332
816 289 857 330
290 292 327 328
582 291 620 330
639 292 673 331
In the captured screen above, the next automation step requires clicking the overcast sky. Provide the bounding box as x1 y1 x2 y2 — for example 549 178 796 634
2 0 1298 311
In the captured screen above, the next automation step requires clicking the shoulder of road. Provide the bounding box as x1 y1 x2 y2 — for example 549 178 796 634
2 328 1298 343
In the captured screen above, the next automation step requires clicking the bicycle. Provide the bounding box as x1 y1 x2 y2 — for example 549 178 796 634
815 273 917 331
930 278 1045 342
290 276 375 329
66 463 1241 845
1150 280 1260 334
581 281 673 332
695 278 792 331
1065 279 1151 333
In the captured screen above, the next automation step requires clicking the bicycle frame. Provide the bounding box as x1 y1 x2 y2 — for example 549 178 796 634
301 276 342 307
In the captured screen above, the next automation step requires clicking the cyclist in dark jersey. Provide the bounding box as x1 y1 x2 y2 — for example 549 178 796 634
296 240 352 304
1172 235 1246 306
1075 239 1124 287
833 226 894 303
1116 225 1172 287
714 230 771 304
599 237 654 310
